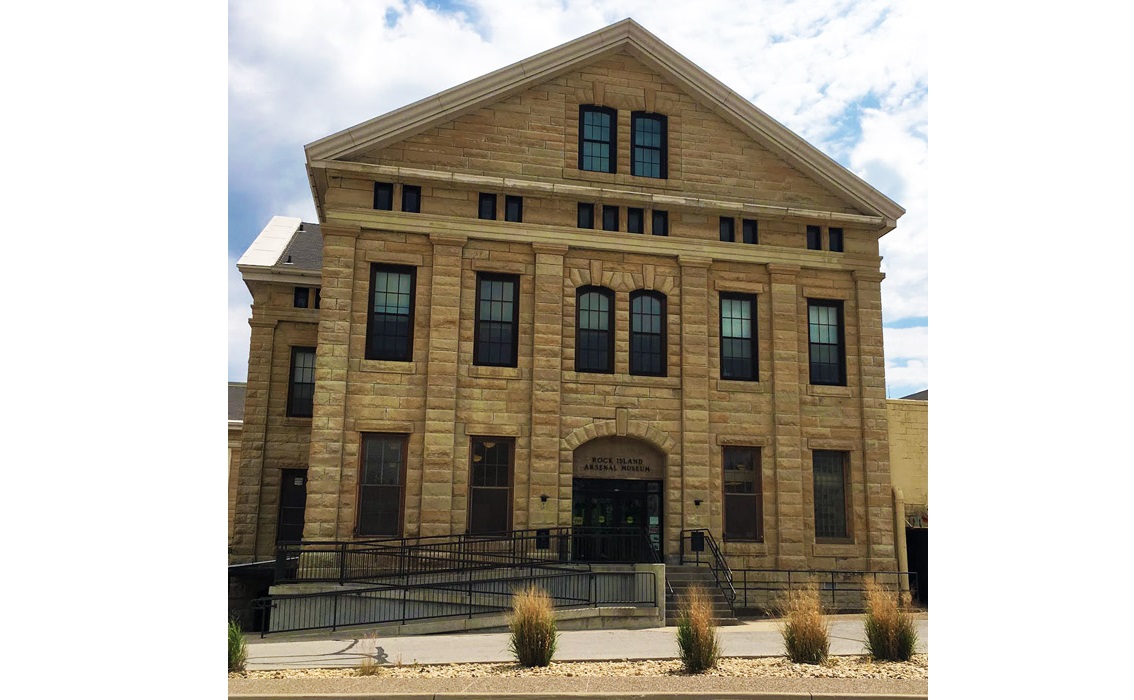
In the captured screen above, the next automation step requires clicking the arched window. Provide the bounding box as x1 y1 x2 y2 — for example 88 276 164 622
575 286 614 373
630 290 666 376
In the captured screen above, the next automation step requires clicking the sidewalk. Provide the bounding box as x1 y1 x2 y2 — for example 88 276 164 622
229 615 929 699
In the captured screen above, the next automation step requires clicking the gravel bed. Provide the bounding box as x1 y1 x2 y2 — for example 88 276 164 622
231 655 927 681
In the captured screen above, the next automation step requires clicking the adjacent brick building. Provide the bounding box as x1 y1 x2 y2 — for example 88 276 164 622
231 19 907 577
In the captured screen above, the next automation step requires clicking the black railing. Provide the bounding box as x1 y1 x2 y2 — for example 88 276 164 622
730 568 920 613
678 529 737 607
276 526 658 584
252 569 658 636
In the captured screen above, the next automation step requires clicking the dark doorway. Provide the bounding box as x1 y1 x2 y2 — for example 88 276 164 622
277 469 308 544
571 478 662 561
905 527 928 607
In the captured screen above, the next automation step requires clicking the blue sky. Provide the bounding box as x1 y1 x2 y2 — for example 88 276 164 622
228 0 928 397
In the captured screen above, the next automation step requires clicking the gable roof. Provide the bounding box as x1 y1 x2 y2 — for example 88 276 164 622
237 216 323 285
304 18 904 226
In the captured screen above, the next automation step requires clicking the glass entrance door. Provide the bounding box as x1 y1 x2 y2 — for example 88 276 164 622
571 478 662 561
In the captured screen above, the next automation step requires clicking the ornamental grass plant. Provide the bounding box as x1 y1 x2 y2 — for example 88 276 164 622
862 578 919 661
228 618 247 673
675 585 721 673
779 586 830 664
508 585 558 667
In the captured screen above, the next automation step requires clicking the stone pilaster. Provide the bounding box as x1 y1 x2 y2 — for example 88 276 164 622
678 256 712 535
768 263 805 569
232 315 276 561
853 269 897 571
419 233 467 537
529 243 568 528
307 224 357 541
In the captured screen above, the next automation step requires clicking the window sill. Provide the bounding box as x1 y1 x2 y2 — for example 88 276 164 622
360 359 418 374
565 372 681 388
467 364 522 379
282 416 312 427
813 539 856 554
716 379 766 393
807 384 853 397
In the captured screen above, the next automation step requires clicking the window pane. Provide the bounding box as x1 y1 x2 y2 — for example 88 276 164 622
723 447 761 540
813 451 847 538
578 203 595 229
469 438 512 535
359 435 404 537
368 266 415 361
475 275 518 367
720 294 756 380
630 292 665 376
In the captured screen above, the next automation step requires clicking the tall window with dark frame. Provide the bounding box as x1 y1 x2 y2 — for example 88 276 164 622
627 207 644 234
652 210 668 236
366 264 416 361
504 195 523 222
478 193 497 220
813 450 849 540
630 290 666 376
720 293 757 380
401 184 421 213
578 202 595 229
474 273 519 367
602 205 619 231
828 227 843 252
742 219 758 244
579 105 616 173
723 446 763 541
287 346 316 417
358 434 406 537
808 300 846 385
575 286 614 373
468 437 514 535
806 224 822 250
720 217 735 242
631 112 667 178
373 182 394 210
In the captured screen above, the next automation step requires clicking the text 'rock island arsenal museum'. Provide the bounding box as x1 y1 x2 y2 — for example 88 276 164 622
230 20 922 630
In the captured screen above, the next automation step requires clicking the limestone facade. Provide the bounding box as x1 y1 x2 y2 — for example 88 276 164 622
231 20 907 574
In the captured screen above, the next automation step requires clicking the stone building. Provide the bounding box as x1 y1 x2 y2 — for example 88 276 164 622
231 19 907 578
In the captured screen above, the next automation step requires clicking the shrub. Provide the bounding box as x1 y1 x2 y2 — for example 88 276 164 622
862 579 919 661
779 586 830 664
228 618 247 673
358 632 382 676
675 585 721 673
508 585 558 667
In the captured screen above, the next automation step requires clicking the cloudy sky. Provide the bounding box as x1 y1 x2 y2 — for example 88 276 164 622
228 0 928 397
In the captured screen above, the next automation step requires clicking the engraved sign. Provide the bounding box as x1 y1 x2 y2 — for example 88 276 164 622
572 437 665 480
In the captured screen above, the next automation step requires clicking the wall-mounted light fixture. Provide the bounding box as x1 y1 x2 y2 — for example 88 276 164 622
694 498 702 507
540 494 549 503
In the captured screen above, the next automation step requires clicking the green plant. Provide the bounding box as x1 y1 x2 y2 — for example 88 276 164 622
508 585 558 667
228 617 247 673
862 579 919 661
780 586 830 664
675 585 721 673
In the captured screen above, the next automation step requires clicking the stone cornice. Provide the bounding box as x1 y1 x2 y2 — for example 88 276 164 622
311 160 887 229
324 210 885 274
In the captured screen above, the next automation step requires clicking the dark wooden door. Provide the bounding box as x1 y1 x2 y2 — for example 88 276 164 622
276 470 308 543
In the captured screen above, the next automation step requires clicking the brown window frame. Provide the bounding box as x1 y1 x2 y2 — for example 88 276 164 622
812 450 852 543
467 437 514 535
357 433 408 538
723 446 763 542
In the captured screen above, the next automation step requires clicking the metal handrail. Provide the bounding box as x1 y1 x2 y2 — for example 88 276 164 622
678 528 737 608
730 568 920 612
252 568 658 636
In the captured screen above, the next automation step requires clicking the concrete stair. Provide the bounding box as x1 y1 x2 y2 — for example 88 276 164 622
664 565 740 627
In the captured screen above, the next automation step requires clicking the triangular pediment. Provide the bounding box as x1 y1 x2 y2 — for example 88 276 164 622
305 19 903 224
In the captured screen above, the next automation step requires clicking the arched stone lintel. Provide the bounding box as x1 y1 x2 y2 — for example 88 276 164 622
561 419 677 455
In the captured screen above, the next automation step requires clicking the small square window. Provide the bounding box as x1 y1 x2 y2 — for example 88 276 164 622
627 207 644 234
806 225 822 250
578 203 595 229
602 205 619 232
505 195 523 223
478 193 497 220
652 210 668 236
720 217 735 243
829 227 843 252
742 219 758 244
293 287 310 309
401 185 421 213
373 182 394 211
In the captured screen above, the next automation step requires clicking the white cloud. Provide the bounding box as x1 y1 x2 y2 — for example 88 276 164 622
228 0 928 388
